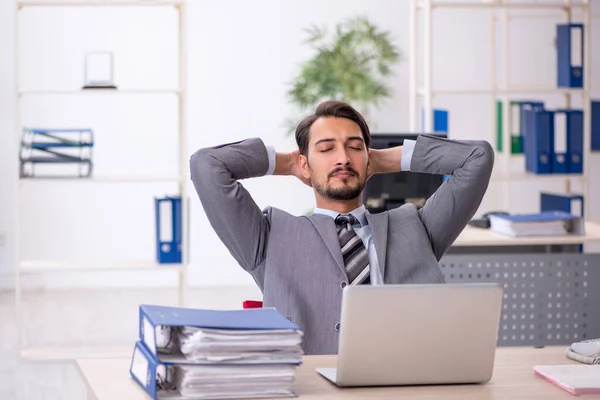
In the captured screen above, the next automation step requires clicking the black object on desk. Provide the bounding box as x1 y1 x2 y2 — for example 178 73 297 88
468 211 510 229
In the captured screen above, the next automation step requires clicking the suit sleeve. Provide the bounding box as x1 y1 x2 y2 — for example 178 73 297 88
410 135 494 260
190 138 271 272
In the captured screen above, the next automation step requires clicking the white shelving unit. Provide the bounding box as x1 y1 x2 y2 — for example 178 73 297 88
409 0 594 217
13 0 189 360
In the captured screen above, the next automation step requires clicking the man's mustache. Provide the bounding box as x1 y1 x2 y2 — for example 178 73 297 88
328 167 359 179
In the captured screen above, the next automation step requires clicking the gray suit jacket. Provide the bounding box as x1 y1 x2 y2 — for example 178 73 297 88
190 135 494 355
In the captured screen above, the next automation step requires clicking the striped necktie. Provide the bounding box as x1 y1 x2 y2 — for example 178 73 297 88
335 214 370 285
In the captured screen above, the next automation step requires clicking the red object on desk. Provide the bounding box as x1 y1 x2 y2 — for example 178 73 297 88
243 300 263 309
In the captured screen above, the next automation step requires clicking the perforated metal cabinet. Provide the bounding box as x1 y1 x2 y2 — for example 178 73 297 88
439 254 600 347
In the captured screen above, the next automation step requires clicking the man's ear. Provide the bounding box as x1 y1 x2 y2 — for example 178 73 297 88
366 149 373 177
299 154 311 180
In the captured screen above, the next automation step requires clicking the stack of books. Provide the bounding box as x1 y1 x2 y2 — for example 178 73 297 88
130 304 304 399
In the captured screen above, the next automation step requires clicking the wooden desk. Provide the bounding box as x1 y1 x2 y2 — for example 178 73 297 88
453 221 600 247
76 346 600 400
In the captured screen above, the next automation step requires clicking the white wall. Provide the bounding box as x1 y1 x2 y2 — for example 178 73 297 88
0 0 599 291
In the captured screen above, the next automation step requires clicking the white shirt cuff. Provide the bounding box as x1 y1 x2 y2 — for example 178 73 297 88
401 139 416 172
265 145 276 175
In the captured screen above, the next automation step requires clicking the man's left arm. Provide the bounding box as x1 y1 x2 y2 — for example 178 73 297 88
371 134 494 260
409 135 494 259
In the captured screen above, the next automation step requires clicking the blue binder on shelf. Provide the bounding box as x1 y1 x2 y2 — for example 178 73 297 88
155 196 181 264
519 101 544 152
540 192 584 252
552 110 572 174
557 23 584 88
524 109 553 174
422 109 448 133
565 109 583 174
540 192 583 217
592 101 600 151
138 304 301 362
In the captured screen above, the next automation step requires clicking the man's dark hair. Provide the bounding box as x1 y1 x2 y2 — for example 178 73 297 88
295 100 371 156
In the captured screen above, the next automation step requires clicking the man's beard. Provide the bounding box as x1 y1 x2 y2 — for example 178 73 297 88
312 167 364 201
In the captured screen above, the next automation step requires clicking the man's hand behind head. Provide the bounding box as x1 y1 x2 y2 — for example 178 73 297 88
274 149 313 187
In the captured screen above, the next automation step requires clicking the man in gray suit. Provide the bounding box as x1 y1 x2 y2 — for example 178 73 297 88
190 100 494 355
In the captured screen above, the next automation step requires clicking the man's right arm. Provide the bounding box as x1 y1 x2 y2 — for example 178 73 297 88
190 138 274 272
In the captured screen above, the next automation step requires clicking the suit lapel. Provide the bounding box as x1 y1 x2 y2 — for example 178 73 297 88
365 211 388 279
307 214 347 277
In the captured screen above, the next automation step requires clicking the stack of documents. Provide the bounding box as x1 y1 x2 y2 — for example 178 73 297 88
130 305 304 399
488 211 584 238
534 365 600 395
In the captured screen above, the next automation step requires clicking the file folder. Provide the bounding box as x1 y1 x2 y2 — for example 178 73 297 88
130 340 298 400
130 340 169 400
592 101 600 151
567 110 583 174
552 111 568 174
557 23 584 88
566 109 583 174
520 101 544 153
540 192 583 217
155 196 182 264
524 109 552 174
422 109 448 133
496 101 524 154
139 304 300 362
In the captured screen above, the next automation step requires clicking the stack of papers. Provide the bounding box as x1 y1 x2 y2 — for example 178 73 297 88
177 327 303 363
489 211 583 237
130 305 303 400
534 365 600 395
174 364 298 399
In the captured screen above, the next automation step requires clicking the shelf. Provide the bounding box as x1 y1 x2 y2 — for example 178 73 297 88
18 0 182 7
417 1 589 10
19 89 181 96
418 87 586 96
21 345 132 360
18 174 180 183
19 260 183 274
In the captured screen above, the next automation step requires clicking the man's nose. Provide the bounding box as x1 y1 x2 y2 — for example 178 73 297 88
335 149 351 166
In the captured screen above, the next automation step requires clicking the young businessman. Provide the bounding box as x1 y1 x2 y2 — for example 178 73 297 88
190 100 494 355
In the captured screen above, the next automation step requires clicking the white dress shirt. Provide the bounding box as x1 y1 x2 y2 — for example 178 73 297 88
263 140 417 285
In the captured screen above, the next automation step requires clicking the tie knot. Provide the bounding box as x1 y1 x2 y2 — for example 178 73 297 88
335 214 357 228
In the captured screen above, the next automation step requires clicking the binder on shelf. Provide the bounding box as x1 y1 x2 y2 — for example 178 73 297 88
524 108 552 175
557 23 584 88
552 111 568 174
496 100 542 154
138 304 302 362
565 109 583 174
592 101 600 151
540 192 583 217
520 101 545 152
155 196 182 264
422 108 448 133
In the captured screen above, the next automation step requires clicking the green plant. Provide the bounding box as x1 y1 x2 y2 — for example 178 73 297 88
286 16 401 132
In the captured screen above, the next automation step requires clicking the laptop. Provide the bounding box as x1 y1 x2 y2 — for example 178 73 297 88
316 283 503 387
